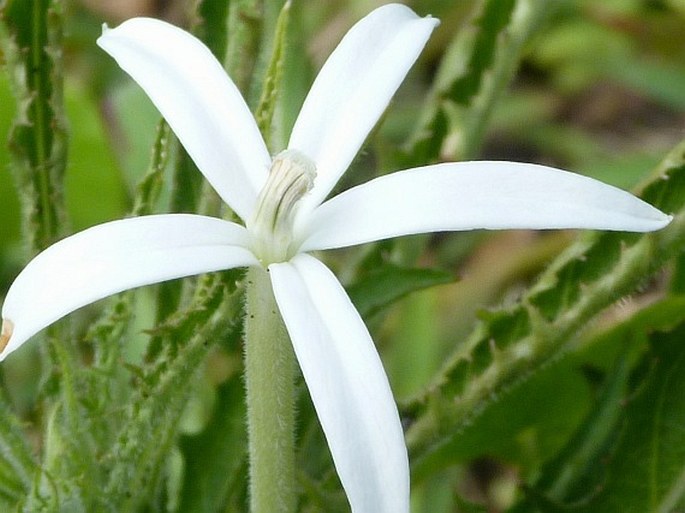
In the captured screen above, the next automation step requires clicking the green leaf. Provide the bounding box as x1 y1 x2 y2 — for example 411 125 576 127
514 357 631 512
224 0 262 97
0 70 21 249
103 275 244 512
193 0 231 62
587 296 685 352
572 321 685 512
346 263 455 319
64 82 126 230
103 336 211 513
448 0 517 106
413 347 593 474
177 375 248 513
146 271 241 360
219 0 286 109
508 295 685 512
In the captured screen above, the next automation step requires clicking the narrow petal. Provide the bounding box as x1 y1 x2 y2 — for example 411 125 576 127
301 161 672 251
1 215 257 360
289 4 438 212
98 18 270 220
269 254 408 513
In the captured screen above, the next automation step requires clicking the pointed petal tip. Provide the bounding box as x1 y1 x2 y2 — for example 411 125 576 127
422 11 440 27
302 162 675 251
657 213 674 229
97 18 142 47
389 3 440 27
96 16 270 219
0 215 255 363
290 2 440 212
630 206 672 232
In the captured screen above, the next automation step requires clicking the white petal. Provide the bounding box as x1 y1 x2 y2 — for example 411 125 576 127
269 254 408 513
289 4 438 212
301 161 672 251
1 215 257 360
98 18 270 221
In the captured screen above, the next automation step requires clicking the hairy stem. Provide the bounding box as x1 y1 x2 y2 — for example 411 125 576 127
244 267 296 513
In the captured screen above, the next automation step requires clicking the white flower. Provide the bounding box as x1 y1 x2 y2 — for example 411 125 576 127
0 4 671 513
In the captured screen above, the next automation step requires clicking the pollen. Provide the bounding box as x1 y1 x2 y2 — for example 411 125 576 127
0 319 13 353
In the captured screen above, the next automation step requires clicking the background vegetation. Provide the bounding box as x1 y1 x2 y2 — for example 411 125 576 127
1 0 684 511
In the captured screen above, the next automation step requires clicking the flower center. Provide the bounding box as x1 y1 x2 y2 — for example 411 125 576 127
248 149 316 265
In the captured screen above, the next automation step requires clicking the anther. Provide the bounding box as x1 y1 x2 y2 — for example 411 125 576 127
249 149 316 264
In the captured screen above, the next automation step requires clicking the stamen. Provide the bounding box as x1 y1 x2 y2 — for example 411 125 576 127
249 149 316 264
0 319 13 353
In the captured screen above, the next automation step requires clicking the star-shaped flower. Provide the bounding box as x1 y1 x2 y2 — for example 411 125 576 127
0 4 671 513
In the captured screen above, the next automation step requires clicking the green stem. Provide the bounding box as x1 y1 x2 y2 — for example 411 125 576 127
244 267 296 513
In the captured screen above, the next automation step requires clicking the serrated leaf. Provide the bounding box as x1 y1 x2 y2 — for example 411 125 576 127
411 348 594 482
448 0 517 106
131 119 171 217
255 0 290 149
103 336 212 513
588 296 685 351
347 263 455 319
146 271 241 360
403 0 557 164
224 0 262 98
103 279 243 512
0 389 36 506
0 0 68 252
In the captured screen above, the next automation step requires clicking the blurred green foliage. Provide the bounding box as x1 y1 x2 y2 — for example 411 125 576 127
0 0 684 512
